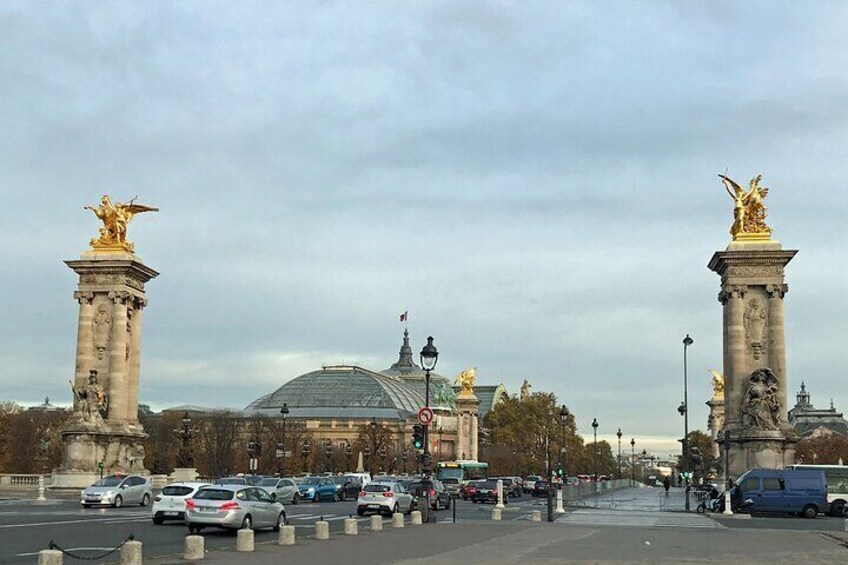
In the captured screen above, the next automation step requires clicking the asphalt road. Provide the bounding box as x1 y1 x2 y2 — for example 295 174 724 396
0 492 538 565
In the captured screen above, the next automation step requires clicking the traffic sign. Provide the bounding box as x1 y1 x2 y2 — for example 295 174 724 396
418 407 434 425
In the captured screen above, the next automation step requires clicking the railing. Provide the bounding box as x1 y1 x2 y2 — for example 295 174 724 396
562 479 630 506
0 474 53 488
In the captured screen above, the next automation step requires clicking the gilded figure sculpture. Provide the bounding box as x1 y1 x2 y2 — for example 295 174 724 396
719 173 771 239
85 195 159 253
520 379 532 401
456 367 476 396
708 370 724 399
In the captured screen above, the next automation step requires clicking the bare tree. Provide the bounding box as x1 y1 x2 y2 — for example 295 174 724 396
196 411 238 479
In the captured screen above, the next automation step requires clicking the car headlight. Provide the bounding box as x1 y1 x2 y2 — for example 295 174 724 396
308 487 315 492
103 490 113 497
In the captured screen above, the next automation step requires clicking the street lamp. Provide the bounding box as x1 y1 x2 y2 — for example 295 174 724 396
591 418 599 491
630 438 635 486
437 427 444 463
324 440 334 473
174 412 198 468
301 439 311 473
419 336 439 524
345 443 353 471
682 333 693 511
616 428 622 481
277 403 289 477
559 406 570 475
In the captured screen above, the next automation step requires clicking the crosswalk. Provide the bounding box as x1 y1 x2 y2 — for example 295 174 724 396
555 509 723 529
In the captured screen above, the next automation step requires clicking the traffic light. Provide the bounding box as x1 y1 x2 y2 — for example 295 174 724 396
556 461 564 478
412 424 424 450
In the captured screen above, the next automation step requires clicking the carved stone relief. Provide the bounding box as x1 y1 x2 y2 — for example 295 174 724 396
92 304 112 360
741 368 780 430
744 298 768 360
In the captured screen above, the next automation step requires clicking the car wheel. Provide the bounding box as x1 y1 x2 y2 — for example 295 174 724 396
830 501 845 517
357 507 365 516
273 511 285 532
801 504 818 519
393 503 399 515
188 525 203 534
140 494 150 507
313 492 320 503
82 503 92 508
292 493 299 505
241 514 253 530
152 515 164 525
113 495 123 508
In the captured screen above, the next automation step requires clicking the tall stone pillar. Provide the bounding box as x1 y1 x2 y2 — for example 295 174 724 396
708 242 798 478
54 250 158 488
455 393 480 462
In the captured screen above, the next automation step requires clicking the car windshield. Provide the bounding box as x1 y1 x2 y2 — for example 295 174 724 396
442 478 459 485
194 489 234 501
364 484 391 493
257 479 279 486
301 477 321 485
162 485 194 496
481 480 498 488
331 477 347 485
92 477 122 487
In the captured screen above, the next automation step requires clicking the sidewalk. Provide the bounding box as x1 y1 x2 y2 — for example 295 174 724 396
158 520 848 565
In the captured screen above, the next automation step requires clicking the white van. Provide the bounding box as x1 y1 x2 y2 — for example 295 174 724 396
344 472 371 488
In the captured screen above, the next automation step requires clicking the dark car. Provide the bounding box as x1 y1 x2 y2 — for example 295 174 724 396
472 480 507 504
330 476 361 501
409 479 451 510
494 477 522 498
532 480 551 498
524 475 542 493
460 480 484 500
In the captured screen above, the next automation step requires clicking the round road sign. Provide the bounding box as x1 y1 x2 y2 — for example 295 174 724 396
418 407 434 425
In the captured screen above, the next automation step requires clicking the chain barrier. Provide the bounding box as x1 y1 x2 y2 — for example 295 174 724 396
48 534 135 561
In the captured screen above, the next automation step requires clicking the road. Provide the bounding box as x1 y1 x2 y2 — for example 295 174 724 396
0 491 540 564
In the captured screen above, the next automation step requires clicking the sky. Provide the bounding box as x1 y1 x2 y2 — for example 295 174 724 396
2 1 848 456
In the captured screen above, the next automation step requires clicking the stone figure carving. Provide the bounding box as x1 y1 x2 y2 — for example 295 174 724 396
92 304 112 360
456 368 476 396
431 381 457 411
709 370 724 398
520 379 531 401
744 298 768 360
719 173 771 238
70 370 108 423
85 195 159 253
741 368 780 430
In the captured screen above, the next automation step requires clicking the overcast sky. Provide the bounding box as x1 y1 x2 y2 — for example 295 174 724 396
2 2 847 455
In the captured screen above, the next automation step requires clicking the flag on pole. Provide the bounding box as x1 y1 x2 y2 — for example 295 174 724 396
399 311 408 322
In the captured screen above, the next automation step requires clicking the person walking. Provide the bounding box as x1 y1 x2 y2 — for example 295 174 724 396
663 475 671 496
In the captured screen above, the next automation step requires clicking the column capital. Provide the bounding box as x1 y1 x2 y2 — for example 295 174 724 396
718 284 747 305
108 291 132 305
766 283 788 299
73 291 94 305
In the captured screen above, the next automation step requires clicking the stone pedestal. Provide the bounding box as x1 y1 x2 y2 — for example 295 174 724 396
708 241 799 478
170 468 200 483
54 251 158 488
706 394 725 459
456 393 480 461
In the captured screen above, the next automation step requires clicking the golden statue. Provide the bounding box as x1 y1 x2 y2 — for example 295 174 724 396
85 195 159 253
709 370 724 399
719 173 771 240
456 367 476 396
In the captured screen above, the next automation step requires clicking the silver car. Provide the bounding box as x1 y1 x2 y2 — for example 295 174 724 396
185 485 286 533
81 475 153 508
356 481 414 516
257 477 300 504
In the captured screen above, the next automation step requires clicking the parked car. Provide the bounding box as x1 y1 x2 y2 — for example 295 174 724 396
356 481 414 516
472 480 507 504
297 476 339 502
215 475 264 486
81 475 153 508
185 485 286 533
494 477 522 498
257 477 300 504
152 482 212 524
576 474 591 483
330 476 362 501
532 480 551 498
524 475 542 493
409 479 451 510
732 468 828 518
564 476 581 487
460 480 484 500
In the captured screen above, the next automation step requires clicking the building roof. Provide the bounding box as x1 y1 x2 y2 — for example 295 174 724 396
244 365 425 420
380 329 449 398
788 382 848 437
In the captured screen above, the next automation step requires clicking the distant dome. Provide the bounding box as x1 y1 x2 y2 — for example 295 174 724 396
245 365 425 420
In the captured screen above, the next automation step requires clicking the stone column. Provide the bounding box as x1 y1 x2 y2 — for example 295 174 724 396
721 285 747 432
126 299 145 425
470 415 479 461
767 284 789 422
108 291 130 425
72 292 95 409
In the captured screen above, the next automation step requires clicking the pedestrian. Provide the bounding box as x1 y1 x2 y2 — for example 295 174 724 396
663 475 670 495
677 474 682 487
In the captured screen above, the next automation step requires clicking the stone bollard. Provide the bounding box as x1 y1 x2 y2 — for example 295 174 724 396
492 508 502 521
37 549 63 565
392 513 404 528
370 515 383 532
184 535 204 560
844 518 848 532
531 510 542 522
236 529 254 552
410 510 422 525
278 525 296 546
344 517 358 535
121 540 143 565
315 520 330 540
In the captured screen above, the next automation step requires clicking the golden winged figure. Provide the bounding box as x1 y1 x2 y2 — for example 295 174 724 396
456 367 477 396
718 174 771 239
709 370 724 399
85 195 159 253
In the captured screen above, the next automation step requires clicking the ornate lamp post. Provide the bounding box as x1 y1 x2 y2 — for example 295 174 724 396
559 406 570 476
419 336 439 524
437 427 444 463
378 444 387 472
630 438 635 486
325 440 334 473
277 403 289 477
591 418 599 492
174 412 198 468
682 333 693 511
363 444 372 475
301 439 311 473
616 428 623 481
345 442 353 471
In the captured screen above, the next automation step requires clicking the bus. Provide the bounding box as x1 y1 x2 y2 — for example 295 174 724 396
786 464 848 516
435 461 489 485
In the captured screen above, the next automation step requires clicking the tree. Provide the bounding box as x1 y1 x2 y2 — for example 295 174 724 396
677 430 716 480
353 422 394 475
1 407 68 474
195 411 238 478
796 432 848 465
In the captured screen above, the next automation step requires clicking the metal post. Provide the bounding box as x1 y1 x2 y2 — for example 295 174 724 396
683 334 693 511
630 439 635 487
616 429 622 480
546 431 553 522
723 431 733 515
495 479 505 509
421 367 432 524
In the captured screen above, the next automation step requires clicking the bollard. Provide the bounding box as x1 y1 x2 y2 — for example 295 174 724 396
184 535 204 560
392 512 404 528
531 510 542 522
36 476 47 503
492 507 502 521
722 491 734 516
236 529 254 552
370 514 383 531
278 525 296 546
344 517 358 535
495 479 505 509
410 510 422 525
555 488 565 514
121 540 143 565
37 549 63 565
315 520 330 540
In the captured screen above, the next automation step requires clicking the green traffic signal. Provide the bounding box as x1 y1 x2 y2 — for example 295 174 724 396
412 424 424 450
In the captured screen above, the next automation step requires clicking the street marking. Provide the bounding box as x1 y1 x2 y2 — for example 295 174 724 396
0 516 148 529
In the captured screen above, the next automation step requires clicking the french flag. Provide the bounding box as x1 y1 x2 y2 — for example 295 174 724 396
399 311 408 322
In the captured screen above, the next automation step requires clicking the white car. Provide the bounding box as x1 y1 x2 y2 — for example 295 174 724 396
152 482 212 524
356 482 414 516
344 472 371 488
